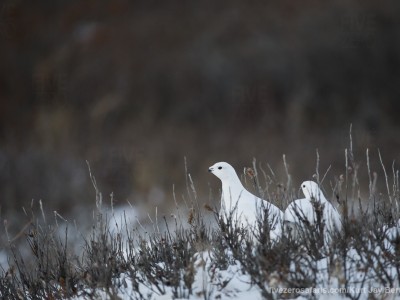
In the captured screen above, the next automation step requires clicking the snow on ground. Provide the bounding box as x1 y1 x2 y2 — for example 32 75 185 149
71 242 400 300
72 250 262 300
44 213 400 299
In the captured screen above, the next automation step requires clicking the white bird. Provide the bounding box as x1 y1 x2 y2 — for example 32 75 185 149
284 181 342 241
208 162 283 241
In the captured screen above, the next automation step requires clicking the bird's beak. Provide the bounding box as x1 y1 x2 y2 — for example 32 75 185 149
208 167 214 173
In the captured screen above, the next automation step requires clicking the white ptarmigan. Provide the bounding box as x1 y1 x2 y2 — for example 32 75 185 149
209 162 283 241
284 181 342 240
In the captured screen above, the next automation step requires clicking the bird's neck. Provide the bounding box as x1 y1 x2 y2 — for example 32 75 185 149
221 175 245 209
309 193 326 202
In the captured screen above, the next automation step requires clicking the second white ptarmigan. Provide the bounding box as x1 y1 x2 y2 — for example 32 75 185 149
284 181 342 241
209 162 283 241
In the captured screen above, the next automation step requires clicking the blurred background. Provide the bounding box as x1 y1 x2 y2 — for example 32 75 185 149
0 0 400 231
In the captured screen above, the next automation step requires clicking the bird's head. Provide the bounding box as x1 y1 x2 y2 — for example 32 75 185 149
301 181 322 200
208 162 237 182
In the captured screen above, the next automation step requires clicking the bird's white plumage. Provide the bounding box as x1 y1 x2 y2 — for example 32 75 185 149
284 181 342 240
209 162 283 240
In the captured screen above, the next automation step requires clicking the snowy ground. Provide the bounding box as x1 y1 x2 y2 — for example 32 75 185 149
71 242 400 300
3 206 400 299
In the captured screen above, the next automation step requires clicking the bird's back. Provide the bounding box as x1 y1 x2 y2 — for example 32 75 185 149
284 197 342 234
284 198 315 224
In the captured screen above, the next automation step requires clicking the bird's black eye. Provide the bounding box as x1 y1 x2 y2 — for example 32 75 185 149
302 185 306 188
218 166 222 170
